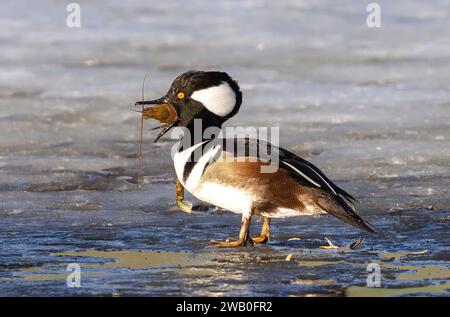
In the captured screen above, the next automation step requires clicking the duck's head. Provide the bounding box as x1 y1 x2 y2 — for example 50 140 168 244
135 70 242 142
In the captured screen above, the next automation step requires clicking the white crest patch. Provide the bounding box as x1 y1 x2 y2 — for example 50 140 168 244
191 82 236 117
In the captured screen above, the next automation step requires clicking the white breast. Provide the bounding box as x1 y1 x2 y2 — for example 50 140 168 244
173 141 253 218
191 82 236 117
173 141 207 186
185 144 222 190
194 182 254 217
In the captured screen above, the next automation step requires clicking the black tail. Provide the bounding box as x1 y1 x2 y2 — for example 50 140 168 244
322 196 378 234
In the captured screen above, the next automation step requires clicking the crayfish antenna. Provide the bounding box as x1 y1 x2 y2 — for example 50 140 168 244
138 73 148 163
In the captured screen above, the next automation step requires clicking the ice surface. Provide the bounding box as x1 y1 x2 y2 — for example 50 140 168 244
0 0 449 296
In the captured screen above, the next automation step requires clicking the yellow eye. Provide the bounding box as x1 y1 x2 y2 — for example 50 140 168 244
177 92 185 99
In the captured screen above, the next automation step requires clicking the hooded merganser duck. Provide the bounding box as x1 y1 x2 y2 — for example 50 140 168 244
135 70 377 248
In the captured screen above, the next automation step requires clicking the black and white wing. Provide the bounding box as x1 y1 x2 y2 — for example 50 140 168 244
217 138 377 233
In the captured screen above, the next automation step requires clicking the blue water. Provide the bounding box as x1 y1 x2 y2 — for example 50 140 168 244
0 0 449 296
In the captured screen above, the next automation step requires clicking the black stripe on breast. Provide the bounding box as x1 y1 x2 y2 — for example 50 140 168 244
182 161 196 183
181 140 218 183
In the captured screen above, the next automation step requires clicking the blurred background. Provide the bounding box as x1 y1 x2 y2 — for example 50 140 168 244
0 1 449 296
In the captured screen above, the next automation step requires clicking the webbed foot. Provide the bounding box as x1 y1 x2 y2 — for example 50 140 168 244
176 199 193 214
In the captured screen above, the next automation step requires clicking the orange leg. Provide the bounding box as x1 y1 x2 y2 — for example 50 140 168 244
252 217 271 244
176 179 192 213
209 217 253 248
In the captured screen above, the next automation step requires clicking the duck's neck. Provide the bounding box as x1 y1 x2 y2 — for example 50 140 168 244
178 118 224 151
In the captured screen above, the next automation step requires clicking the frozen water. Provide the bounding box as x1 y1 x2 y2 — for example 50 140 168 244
0 0 449 296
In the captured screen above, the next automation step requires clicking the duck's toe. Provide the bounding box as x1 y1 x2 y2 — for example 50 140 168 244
207 238 251 248
176 199 193 214
251 235 269 244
